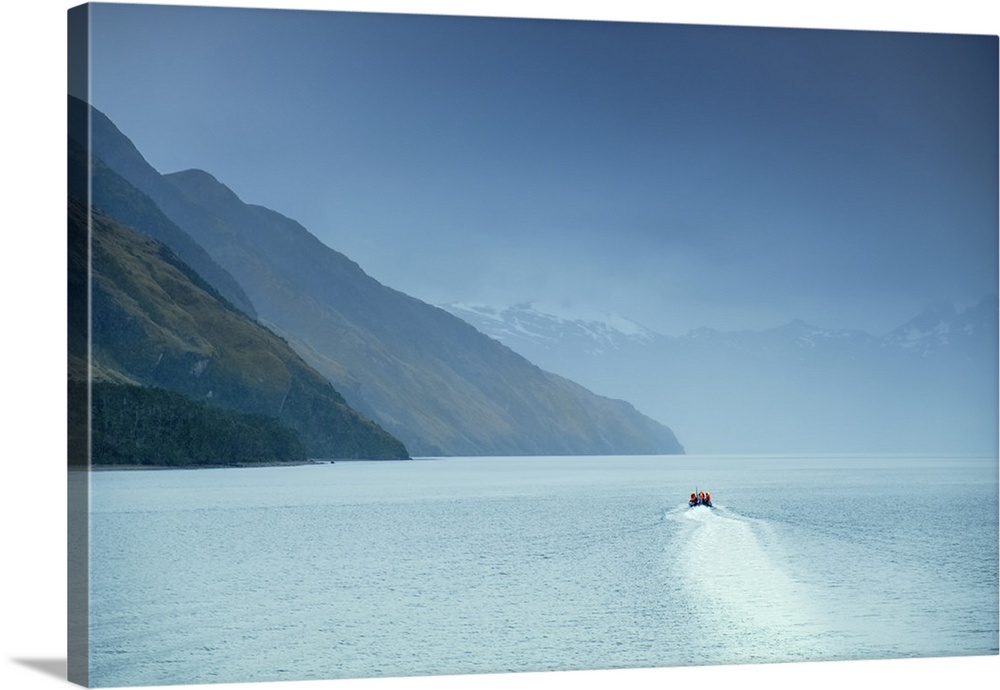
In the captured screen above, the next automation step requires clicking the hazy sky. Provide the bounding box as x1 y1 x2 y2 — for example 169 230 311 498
81 2 998 336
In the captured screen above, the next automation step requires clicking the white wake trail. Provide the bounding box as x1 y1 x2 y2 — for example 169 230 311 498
666 506 838 664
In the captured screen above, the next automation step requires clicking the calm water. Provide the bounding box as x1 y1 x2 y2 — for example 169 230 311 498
83 455 999 687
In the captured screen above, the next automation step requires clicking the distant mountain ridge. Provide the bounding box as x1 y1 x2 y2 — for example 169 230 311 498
74 97 683 457
442 299 998 455
881 300 998 357
445 299 998 352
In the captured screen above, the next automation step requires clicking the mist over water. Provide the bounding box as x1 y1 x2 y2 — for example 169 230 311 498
87 455 998 687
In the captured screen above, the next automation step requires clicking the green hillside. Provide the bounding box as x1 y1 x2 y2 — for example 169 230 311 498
69 196 409 463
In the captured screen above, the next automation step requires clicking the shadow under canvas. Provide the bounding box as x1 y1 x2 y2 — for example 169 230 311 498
12 658 68 681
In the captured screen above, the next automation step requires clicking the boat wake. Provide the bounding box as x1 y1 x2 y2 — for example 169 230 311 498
663 504 838 664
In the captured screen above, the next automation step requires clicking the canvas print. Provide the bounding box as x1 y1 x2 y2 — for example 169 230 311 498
67 2 999 688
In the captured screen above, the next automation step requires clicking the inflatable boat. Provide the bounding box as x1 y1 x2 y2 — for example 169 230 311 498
688 490 713 508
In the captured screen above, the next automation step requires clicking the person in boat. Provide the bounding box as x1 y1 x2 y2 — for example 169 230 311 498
690 492 698 506
704 492 712 506
698 491 705 503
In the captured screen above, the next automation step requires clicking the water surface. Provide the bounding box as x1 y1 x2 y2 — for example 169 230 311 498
86 455 999 686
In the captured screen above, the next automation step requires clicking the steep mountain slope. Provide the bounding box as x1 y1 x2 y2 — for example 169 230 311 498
69 96 257 318
69 195 409 461
77 98 682 457
444 301 998 455
162 170 682 456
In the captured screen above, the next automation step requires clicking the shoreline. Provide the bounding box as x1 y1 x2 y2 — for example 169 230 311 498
76 461 326 472
72 457 414 471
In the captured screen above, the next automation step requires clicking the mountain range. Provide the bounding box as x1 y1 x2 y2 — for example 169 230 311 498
443 300 998 454
72 92 990 460
69 96 683 461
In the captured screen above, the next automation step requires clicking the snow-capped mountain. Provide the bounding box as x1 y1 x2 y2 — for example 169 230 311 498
445 297 997 361
881 298 998 358
442 302 659 355
442 297 998 455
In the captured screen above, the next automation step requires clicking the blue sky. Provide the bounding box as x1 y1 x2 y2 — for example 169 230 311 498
81 2 998 335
